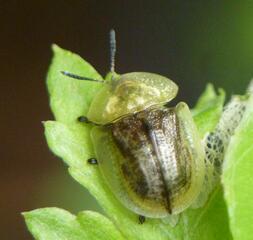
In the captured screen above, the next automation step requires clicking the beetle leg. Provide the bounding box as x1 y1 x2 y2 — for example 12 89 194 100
87 158 98 165
77 116 114 129
138 215 146 224
77 116 89 123
77 116 102 126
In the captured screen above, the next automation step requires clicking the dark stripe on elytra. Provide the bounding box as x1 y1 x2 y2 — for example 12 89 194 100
111 118 150 197
111 109 177 213
143 110 172 214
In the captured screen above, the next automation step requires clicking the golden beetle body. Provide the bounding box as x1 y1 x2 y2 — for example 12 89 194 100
88 72 205 218
61 30 248 221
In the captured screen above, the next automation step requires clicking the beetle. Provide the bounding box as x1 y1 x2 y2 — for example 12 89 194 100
61 30 248 224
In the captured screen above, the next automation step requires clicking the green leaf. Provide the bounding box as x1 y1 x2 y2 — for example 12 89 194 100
25 46 234 240
222 93 253 240
77 211 125 240
47 44 103 124
192 83 225 137
23 208 124 240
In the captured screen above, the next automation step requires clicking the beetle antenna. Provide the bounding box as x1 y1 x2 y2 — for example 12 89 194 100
61 71 104 83
110 29 116 73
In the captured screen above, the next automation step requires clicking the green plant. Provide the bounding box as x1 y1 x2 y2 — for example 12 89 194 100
23 45 253 240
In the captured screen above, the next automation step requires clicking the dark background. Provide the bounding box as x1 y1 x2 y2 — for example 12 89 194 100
1 1 253 239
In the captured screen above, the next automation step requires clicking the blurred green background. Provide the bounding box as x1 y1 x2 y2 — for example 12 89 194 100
1 1 253 239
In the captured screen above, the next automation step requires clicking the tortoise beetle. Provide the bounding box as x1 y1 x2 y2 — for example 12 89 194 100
61 30 247 223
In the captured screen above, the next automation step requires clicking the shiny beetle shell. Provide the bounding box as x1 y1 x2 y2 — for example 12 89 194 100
87 72 178 124
88 72 205 218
